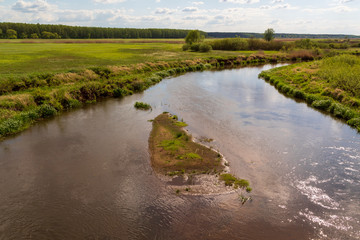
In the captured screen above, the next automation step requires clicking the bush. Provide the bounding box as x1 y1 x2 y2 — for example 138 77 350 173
311 99 332 110
182 44 190 51
190 43 201 52
306 94 321 104
210 38 249 51
113 88 128 98
39 104 57 118
292 89 306 100
199 43 212 52
32 89 50 105
347 118 360 130
0 118 23 136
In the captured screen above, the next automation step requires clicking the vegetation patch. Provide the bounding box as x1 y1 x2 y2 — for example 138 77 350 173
149 113 224 175
134 101 151 110
149 113 252 195
220 173 252 192
259 55 360 131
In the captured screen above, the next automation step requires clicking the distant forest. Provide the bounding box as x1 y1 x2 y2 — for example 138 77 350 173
207 32 360 39
0 22 359 39
0 22 201 39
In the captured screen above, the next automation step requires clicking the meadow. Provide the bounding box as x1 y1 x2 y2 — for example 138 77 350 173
0 39 248 78
0 38 359 138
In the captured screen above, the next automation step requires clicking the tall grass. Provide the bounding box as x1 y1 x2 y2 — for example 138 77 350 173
318 55 360 97
259 55 360 131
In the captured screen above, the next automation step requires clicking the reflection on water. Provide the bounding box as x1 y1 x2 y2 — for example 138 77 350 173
0 64 358 239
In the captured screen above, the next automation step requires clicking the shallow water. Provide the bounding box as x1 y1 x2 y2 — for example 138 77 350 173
0 64 359 239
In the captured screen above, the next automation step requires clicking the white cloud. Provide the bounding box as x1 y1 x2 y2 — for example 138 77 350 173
303 5 357 13
337 0 354 3
12 0 56 13
219 0 260 4
93 0 126 4
192 1 204 5
183 15 208 20
271 0 283 3
154 8 176 14
182 7 198 12
260 3 297 10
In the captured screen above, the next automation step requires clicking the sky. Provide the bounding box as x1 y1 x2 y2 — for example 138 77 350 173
0 0 359 35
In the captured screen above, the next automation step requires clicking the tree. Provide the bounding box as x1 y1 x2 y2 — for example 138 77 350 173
185 30 202 45
6 29 17 39
264 28 274 42
30 33 39 39
0 29 2 38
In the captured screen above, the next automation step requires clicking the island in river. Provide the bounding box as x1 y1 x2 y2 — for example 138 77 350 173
149 113 251 195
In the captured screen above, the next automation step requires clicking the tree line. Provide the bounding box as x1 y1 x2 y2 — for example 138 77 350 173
0 22 204 39
208 32 360 39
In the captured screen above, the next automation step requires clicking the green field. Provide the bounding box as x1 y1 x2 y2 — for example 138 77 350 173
0 39 256 78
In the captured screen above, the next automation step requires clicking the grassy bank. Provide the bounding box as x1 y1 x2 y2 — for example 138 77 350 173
0 40 295 139
259 54 360 131
2 39 358 138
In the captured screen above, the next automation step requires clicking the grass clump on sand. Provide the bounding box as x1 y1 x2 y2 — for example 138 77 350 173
134 101 151 110
149 113 224 176
220 173 252 192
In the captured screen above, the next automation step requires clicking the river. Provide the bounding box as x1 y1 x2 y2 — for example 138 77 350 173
0 64 359 239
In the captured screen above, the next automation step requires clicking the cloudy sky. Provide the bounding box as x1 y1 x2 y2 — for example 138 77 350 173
0 0 359 35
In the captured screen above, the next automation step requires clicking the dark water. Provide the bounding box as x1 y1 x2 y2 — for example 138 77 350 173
0 64 359 240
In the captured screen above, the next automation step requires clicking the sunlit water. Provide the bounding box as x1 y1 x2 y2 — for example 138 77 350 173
0 64 359 239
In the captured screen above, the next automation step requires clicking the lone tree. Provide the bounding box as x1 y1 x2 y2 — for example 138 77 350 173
185 30 202 45
264 28 275 42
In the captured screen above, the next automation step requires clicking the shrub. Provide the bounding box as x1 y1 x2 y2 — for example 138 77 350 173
210 38 249 51
32 89 50 105
199 43 212 52
292 89 306 100
347 118 360 130
113 88 129 98
182 44 190 51
39 104 57 118
190 43 201 52
311 99 332 110
306 94 321 104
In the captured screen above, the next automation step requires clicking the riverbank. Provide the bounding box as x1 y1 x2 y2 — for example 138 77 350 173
0 53 292 139
259 54 360 131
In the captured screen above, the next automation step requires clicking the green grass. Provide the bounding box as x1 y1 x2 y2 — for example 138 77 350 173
0 40 254 79
134 101 151 110
259 54 360 131
220 173 251 191
159 139 184 152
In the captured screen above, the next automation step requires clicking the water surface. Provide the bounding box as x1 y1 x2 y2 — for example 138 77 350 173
0 64 359 239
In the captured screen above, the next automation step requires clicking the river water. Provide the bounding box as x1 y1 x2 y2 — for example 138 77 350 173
0 64 359 239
